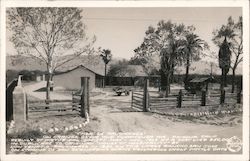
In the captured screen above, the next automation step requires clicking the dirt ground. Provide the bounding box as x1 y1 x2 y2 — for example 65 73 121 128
20 82 243 137
87 90 242 137
7 82 243 154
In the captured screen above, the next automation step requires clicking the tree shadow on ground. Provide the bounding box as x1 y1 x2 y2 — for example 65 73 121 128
34 87 47 92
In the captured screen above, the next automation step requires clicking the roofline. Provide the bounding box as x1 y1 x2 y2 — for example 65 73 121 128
54 65 104 76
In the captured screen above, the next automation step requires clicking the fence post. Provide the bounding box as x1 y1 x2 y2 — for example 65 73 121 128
25 93 29 120
80 77 90 119
87 77 90 115
131 91 133 108
237 92 241 104
220 89 225 104
177 89 182 108
201 90 206 106
236 83 242 104
13 75 27 126
143 78 149 112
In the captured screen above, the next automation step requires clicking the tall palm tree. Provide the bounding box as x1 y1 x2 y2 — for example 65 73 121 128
100 49 112 88
183 33 207 88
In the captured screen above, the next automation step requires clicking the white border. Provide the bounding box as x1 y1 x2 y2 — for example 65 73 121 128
1 1 249 161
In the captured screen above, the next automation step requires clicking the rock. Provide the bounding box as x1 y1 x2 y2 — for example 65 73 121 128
74 126 78 130
64 127 69 132
54 128 59 132
79 124 82 128
69 126 74 131
39 128 43 132
10 121 15 127
48 128 54 133
7 128 14 134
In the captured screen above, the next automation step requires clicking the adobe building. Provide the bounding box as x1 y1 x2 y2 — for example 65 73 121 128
53 65 104 90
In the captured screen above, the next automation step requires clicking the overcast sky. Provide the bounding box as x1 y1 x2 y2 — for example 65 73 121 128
7 7 242 60
81 7 242 60
6 7 242 74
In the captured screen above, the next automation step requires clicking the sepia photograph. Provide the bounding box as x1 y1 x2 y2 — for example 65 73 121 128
1 1 249 161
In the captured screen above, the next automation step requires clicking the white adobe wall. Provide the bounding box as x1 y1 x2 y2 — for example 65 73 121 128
53 67 95 90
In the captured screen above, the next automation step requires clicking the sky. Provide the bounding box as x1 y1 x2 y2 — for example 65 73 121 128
6 7 242 74
80 7 242 60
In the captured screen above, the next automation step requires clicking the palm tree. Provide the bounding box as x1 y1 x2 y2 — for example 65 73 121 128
100 49 112 88
183 32 207 88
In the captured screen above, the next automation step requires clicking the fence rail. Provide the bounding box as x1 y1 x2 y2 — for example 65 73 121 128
131 91 144 111
131 78 242 114
148 89 241 110
26 77 90 119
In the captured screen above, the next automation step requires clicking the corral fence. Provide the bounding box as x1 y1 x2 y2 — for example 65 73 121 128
27 77 90 119
9 76 90 125
131 78 242 112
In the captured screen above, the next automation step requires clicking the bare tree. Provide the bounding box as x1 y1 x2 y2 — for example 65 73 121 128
7 8 96 101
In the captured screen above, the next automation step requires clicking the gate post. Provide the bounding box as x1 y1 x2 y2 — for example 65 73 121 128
80 77 90 119
13 75 27 126
6 79 18 121
143 78 149 112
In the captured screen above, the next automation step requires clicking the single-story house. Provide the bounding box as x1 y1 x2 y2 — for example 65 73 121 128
53 65 104 90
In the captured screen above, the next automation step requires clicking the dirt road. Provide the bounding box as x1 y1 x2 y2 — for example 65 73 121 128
88 91 242 138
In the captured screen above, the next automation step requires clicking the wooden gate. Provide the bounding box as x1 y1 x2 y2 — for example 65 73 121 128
27 91 82 119
131 91 144 110
26 77 90 119
131 78 150 112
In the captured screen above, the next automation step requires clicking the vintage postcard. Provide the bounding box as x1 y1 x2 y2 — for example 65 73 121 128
1 0 249 161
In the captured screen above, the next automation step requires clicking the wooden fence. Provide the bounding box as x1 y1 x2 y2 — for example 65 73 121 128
149 89 241 110
26 77 90 119
131 78 242 111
